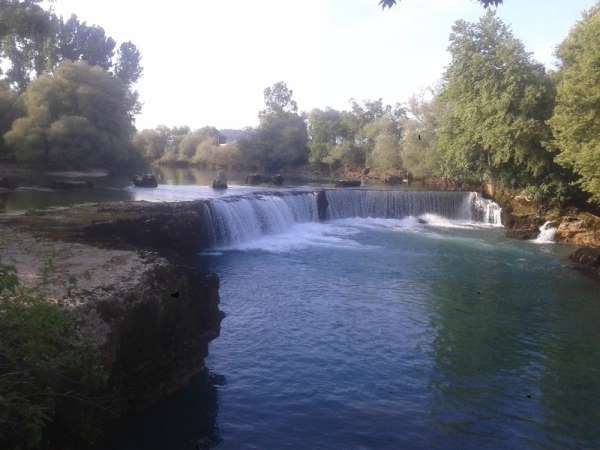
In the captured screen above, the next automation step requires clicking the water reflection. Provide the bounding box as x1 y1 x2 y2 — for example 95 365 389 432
426 240 600 449
108 371 223 450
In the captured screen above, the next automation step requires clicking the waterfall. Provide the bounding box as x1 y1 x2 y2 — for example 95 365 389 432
324 190 502 225
202 189 503 247
206 192 319 246
533 221 557 244
469 192 503 225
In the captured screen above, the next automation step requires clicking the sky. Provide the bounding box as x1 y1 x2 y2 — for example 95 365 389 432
51 0 598 131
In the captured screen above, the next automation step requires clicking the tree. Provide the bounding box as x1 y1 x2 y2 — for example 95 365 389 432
239 82 308 171
550 4 600 204
437 12 556 185
401 93 444 179
379 0 502 8
133 128 168 161
115 41 143 86
240 113 308 171
0 80 22 157
4 61 137 169
307 108 348 168
261 81 298 116
54 14 116 70
177 126 221 161
0 0 55 91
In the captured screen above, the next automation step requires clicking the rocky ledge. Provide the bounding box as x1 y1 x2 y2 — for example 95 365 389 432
570 247 600 278
489 188 600 279
0 203 224 412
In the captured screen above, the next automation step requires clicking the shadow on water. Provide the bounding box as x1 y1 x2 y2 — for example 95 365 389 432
107 371 224 450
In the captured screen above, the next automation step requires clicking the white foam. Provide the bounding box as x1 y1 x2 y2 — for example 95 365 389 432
218 222 374 253
533 221 557 244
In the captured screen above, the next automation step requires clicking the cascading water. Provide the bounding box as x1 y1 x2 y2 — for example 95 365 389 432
533 221 557 244
206 192 319 246
203 189 503 248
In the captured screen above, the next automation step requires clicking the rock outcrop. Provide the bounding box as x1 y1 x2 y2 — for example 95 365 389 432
570 247 600 278
556 213 600 248
0 204 223 412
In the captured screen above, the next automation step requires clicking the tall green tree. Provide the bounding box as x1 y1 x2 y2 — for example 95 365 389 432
401 93 444 179
0 0 55 91
115 41 143 86
239 82 308 171
54 14 116 70
437 11 556 185
4 61 137 169
550 3 600 204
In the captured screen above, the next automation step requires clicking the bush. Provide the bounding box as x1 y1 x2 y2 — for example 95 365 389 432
0 263 111 450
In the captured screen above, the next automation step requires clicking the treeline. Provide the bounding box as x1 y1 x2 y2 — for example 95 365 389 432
139 4 600 206
397 7 600 205
308 6 600 206
138 82 405 174
0 0 143 170
135 82 310 172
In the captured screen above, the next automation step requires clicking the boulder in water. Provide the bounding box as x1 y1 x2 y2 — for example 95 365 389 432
335 180 361 188
51 180 94 189
132 174 158 188
212 171 228 190
570 247 600 278
383 175 403 185
317 190 329 221
271 174 284 186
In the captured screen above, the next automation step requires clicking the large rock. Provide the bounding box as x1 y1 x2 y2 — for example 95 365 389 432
570 247 600 278
556 214 600 248
271 174 284 186
335 180 361 187
383 175 403 185
317 190 329 221
212 171 228 189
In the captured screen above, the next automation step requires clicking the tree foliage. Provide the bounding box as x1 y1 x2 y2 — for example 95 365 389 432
0 2 142 91
401 93 444 179
238 81 308 171
437 12 556 186
307 99 404 173
550 4 600 204
4 61 138 169
115 41 143 86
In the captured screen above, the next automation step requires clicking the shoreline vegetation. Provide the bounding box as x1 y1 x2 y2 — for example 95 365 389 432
1 0 600 449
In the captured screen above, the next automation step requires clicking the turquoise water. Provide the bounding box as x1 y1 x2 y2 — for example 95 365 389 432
113 217 600 450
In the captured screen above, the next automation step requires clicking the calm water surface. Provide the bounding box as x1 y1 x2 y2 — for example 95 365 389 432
112 217 600 450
